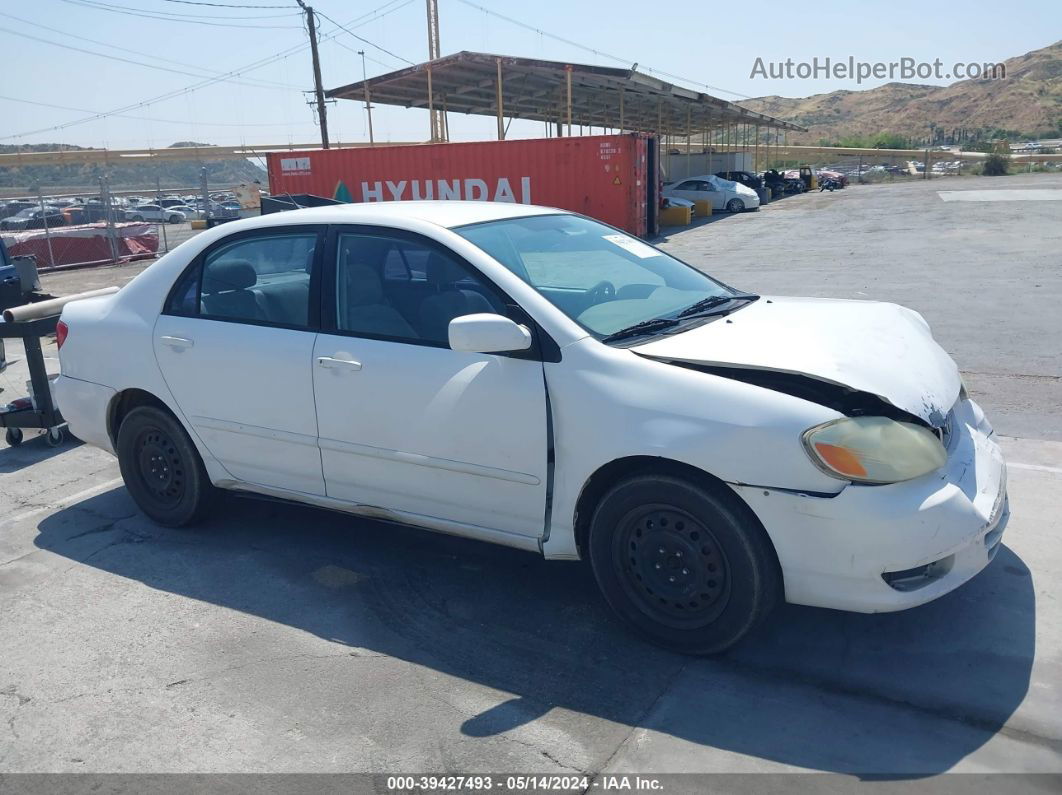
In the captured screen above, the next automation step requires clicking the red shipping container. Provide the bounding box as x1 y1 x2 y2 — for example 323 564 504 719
266 134 654 237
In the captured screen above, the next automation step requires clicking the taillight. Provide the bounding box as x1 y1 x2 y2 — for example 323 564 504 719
55 320 69 350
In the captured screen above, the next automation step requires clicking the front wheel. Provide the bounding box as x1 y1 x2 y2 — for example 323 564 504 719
130 215 144 222
726 198 745 213
588 474 780 655
116 405 215 526
168 215 182 224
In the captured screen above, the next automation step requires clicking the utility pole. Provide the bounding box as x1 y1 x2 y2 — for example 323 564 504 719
297 0 330 149
358 50 374 145
425 0 444 141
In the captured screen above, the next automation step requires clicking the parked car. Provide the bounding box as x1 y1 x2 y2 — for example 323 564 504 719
158 197 185 209
760 169 788 197
55 202 1008 654
1 201 36 221
0 206 66 230
715 170 763 191
125 204 187 224
817 169 849 188
782 169 808 193
664 174 760 212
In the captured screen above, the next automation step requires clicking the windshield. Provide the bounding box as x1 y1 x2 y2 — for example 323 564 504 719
454 214 743 339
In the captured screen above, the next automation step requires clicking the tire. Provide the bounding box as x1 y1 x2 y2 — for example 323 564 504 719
587 474 780 655
726 198 745 213
45 427 64 447
5 427 23 447
116 405 215 526
168 215 181 224
131 215 144 222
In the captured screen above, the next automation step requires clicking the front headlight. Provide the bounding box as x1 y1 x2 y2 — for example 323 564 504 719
802 416 947 484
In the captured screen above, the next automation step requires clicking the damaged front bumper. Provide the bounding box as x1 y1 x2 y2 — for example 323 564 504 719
731 398 1009 613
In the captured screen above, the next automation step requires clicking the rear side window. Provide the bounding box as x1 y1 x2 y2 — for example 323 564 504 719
164 233 317 328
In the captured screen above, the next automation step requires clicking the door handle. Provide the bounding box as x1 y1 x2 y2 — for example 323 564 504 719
159 335 194 350
317 355 362 371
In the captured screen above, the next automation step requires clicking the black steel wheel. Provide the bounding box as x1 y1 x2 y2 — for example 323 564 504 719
614 504 732 628
116 405 215 526
588 473 780 654
5 427 23 447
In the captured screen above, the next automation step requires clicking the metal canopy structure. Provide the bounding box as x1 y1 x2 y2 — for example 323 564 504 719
326 51 806 140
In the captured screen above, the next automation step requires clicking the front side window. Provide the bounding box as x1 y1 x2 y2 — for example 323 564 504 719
169 233 316 327
455 214 750 340
335 232 504 345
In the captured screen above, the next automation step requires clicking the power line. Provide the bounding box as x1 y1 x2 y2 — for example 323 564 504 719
0 26 302 92
329 37 395 71
158 0 296 8
71 0 301 19
2 43 310 140
0 93 316 126
314 9 415 65
58 0 303 28
455 0 752 100
0 13 300 90
3 0 413 140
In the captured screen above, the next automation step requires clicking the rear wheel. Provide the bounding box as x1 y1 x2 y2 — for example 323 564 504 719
168 215 182 224
130 215 144 222
588 474 780 655
116 406 215 526
5 427 23 447
726 198 745 213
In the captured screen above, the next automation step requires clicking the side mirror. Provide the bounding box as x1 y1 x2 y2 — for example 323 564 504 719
448 313 533 354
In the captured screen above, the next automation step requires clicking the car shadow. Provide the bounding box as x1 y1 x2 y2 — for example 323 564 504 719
35 488 1035 777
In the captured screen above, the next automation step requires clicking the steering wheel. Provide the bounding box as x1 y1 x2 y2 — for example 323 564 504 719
587 280 616 304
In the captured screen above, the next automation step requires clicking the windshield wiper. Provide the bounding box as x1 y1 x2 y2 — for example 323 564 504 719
677 293 759 318
602 317 683 342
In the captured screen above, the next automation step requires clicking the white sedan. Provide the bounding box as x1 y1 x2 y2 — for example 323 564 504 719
664 174 760 212
54 202 1008 653
125 204 187 224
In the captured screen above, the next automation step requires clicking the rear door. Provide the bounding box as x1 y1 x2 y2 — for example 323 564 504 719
154 225 326 495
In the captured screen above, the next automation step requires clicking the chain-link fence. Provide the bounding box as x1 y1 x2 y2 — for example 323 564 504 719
0 174 243 273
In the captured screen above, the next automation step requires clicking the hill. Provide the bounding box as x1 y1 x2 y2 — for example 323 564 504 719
740 40 1062 145
0 142 266 193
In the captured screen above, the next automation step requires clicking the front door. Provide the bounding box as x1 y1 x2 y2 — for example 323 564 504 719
312 228 549 539
154 226 326 495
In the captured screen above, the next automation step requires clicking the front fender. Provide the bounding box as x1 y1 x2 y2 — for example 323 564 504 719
542 338 844 559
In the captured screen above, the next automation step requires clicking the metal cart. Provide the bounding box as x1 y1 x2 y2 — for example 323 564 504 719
0 285 116 448
0 312 64 447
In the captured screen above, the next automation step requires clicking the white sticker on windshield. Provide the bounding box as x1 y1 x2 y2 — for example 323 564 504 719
602 234 659 259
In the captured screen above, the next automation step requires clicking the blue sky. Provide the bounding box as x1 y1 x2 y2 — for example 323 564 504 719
2 0 1058 150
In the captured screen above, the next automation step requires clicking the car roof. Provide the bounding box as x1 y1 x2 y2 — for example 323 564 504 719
235 201 564 231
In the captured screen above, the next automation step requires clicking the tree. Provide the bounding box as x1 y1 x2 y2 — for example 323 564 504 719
982 153 1009 176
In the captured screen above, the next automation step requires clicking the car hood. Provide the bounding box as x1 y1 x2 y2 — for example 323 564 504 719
631 296 960 426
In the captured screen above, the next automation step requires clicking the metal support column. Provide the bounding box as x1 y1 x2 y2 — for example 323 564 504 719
495 58 505 140
565 65 573 137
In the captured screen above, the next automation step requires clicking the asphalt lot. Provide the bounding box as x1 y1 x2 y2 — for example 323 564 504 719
1 175 1060 784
